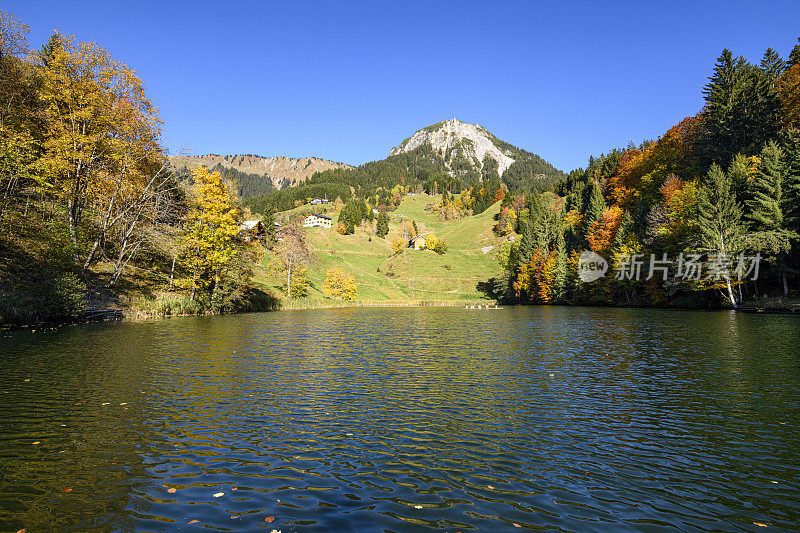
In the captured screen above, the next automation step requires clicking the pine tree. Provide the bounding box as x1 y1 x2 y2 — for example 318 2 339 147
788 38 800 68
727 152 751 203
747 141 796 294
552 226 568 303
699 49 781 168
376 211 389 238
760 48 786 82
697 164 747 307
584 183 607 242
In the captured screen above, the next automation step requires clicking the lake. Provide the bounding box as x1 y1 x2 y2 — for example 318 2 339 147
1 307 799 532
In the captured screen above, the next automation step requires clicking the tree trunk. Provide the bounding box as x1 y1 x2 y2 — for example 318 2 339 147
211 277 219 307
725 278 738 309
189 271 197 301
783 271 789 296
287 263 292 307
168 255 176 291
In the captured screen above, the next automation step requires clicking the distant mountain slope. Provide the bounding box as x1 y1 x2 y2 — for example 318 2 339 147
389 118 564 188
168 154 353 191
245 118 566 215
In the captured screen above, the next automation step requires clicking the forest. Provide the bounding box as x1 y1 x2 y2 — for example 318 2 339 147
245 141 564 216
0 11 274 324
2 6 799 325
489 40 800 309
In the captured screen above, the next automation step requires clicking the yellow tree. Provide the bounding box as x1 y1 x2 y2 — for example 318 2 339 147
182 167 242 302
36 32 163 263
324 268 357 300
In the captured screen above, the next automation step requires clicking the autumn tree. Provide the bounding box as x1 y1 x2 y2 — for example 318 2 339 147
35 33 164 268
273 217 313 303
323 268 357 300
182 167 243 303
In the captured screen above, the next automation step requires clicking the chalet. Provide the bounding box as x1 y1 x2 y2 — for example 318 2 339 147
240 220 266 241
302 213 332 228
409 234 429 250
310 198 330 205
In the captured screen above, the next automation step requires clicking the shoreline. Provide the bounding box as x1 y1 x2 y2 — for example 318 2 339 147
5 299 800 330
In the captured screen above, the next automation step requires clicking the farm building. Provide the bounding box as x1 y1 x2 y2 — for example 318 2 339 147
302 214 332 228
409 234 430 250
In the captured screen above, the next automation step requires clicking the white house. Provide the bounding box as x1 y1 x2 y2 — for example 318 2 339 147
302 213 332 228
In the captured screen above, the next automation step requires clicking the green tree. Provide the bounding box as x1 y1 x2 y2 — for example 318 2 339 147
697 163 747 308
698 49 781 168
376 211 389 238
746 141 796 294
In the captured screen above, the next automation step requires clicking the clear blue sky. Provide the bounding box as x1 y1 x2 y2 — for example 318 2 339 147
6 0 800 171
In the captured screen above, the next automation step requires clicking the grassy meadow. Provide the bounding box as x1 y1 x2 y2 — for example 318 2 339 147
255 194 508 307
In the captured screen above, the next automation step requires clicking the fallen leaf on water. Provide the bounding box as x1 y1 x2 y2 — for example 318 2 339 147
513 523 522 528
231 516 238 519
231 487 237 491
119 403 127 406
62 488 72 493
213 492 224 498
487 485 495 489
16 529 26 533
754 523 768 527
188 519 200 524
74 402 81 405
167 488 177 494
414 505 422 509
24 379 30 382
265 516 275 522
102 403 110 406
32 441 40 445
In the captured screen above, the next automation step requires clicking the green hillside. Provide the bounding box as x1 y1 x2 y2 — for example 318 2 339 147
254 194 507 306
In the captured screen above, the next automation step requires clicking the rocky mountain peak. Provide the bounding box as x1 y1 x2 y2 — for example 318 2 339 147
389 118 516 176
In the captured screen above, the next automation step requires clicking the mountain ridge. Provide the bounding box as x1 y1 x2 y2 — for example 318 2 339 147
168 153 353 190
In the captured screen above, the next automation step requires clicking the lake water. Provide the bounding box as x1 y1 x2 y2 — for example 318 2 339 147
1 307 799 532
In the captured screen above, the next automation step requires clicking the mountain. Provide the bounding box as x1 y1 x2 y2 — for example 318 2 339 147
168 154 353 190
244 119 566 215
388 118 564 188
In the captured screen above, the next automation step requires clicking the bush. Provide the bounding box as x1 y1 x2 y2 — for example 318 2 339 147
0 271 86 324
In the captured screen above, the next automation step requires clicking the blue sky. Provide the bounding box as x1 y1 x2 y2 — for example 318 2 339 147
6 0 800 171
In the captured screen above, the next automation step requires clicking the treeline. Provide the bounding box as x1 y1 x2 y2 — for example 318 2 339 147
491 39 800 309
0 12 272 323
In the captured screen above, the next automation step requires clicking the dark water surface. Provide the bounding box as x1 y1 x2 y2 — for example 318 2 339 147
1 307 799 532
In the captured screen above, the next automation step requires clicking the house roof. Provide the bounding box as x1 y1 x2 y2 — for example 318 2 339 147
410 234 430 243
308 214 331 220
241 220 262 230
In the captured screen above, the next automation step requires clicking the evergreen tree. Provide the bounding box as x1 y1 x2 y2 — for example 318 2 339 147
697 164 747 308
584 182 607 241
727 152 751 204
552 226 568 303
788 38 800 68
760 47 786 81
746 141 796 293
376 212 389 238
699 49 781 168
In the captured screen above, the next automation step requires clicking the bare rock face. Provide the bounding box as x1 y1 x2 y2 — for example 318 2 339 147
389 118 516 176
168 154 352 189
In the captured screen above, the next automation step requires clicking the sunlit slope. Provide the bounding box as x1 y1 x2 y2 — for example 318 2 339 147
256 194 506 305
